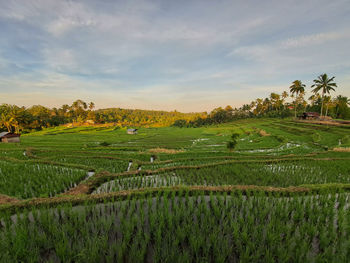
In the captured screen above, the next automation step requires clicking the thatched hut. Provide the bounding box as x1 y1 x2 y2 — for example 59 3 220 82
0 132 21 143
127 129 138 135
299 112 320 120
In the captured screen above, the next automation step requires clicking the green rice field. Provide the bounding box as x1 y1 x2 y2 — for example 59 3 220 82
0 118 350 262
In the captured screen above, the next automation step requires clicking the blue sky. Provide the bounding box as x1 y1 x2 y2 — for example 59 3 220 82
0 0 349 112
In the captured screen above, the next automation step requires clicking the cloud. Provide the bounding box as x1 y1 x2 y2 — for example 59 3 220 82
281 32 347 49
47 17 97 37
228 28 350 76
0 0 349 111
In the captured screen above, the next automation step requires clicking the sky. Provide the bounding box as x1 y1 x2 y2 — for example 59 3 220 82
0 0 349 112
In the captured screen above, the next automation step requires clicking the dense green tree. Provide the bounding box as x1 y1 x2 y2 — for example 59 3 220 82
227 133 239 151
210 107 228 123
334 95 350 119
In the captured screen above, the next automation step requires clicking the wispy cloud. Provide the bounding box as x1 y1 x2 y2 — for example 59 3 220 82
281 31 348 48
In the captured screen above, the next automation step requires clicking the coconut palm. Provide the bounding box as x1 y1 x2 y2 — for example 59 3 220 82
289 80 306 118
282 91 288 99
88 102 95 111
281 91 289 110
308 94 320 106
323 96 332 117
253 98 264 115
334 95 350 118
311 74 337 117
0 113 14 132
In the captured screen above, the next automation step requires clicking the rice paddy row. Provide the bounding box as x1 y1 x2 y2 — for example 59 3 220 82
1 191 350 262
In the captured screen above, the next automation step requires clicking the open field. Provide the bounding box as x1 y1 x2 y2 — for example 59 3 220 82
0 118 350 262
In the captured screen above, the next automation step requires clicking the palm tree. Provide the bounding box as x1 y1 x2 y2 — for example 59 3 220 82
334 95 350 118
311 74 337 117
308 94 320 106
282 91 288 99
71 99 88 122
323 96 332 117
289 80 306 118
88 102 95 111
0 113 14 132
253 98 263 115
281 91 288 109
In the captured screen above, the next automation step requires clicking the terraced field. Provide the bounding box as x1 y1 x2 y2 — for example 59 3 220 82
0 119 350 262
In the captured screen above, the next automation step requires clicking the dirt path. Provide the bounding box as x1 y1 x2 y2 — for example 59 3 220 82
0 194 19 205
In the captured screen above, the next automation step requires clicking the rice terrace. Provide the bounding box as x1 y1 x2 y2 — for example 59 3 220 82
0 116 349 262
1 0 350 262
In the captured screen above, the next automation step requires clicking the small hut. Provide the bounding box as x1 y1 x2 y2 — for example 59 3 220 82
0 132 21 143
299 112 320 120
85 119 95 125
127 129 138 135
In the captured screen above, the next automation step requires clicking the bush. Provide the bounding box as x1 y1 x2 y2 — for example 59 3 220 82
100 141 111 147
226 141 237 151
341 135 349 145
311 132 321 143
227 133 239 151
231 133 240 140
172 119 187 128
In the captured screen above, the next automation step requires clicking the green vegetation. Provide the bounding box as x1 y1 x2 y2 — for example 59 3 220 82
94 160 350 193
1 192 350 262
0 161 85 199
226 133 239 151
0 100 205 133
0 118 349 262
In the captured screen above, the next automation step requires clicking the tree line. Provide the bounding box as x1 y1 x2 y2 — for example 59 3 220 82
173 73 350 127
0 74 349 133
0 99 205 133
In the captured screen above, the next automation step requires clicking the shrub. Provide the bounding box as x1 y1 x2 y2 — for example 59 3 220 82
100 141 111 147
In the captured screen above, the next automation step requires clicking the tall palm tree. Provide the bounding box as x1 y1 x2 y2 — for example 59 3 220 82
311 74 337 117
281 91 288 110
88 102 95 111
254 98 263 115
282 91 289 99
289 80 306 118
308 94 320 106
323 96 332 117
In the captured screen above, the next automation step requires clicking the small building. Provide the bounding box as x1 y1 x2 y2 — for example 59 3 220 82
127 129 138 135
299 112 320 120
85 119 95 125
0 132 21 143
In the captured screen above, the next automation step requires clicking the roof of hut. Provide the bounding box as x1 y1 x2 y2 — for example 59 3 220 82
0 132 20 138
0 132 10 138
303 112 320 116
